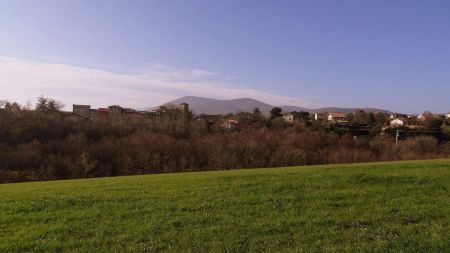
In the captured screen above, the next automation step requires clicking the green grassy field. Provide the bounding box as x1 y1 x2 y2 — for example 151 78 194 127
1 160 449 252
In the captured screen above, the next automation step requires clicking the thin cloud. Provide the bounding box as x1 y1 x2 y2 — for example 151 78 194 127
0 56 315 109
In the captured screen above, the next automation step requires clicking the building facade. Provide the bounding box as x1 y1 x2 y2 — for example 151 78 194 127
390 118 404 127
314 113 326 121
283 113 294 123
327 112 346 122
72 103 189 122
73 104 90 118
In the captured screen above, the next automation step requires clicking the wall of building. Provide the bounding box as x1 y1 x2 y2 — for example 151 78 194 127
73 105 90 118
108 106 123 122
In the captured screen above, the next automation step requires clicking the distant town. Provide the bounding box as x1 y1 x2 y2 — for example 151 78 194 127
66 103 190 122
60 100 450 135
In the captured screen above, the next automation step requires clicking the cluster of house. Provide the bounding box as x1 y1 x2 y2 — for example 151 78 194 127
224 111 348 129
281 112 347 124
226 110 450 129
62 102 449 130
388 112 450 127
62 103 190 122
312 112 347 123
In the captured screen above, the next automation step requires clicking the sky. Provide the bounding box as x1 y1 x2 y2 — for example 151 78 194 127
0 0 449 113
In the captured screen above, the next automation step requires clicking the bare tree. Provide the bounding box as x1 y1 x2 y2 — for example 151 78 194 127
35 96 64 112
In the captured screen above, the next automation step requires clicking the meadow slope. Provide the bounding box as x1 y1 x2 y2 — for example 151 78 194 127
1 159 449 252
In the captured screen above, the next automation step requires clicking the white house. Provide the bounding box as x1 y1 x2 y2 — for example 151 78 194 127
418 111 434 121
327 112 346 122
283 113 294 123
417 114 426 121
390 118 404 127
225 117 239 129
446 113 450 119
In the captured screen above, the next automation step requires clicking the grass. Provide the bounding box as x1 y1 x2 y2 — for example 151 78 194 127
1 159 449 252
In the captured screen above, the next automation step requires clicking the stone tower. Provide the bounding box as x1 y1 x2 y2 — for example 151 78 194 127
179 103 189 120
179 103 189 114
73 104 90 118
108 105 123 122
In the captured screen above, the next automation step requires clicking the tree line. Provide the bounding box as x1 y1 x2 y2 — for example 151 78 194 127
1 97 449 183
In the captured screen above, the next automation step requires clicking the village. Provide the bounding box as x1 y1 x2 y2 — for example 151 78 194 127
64 103 190 122
61 102 450 136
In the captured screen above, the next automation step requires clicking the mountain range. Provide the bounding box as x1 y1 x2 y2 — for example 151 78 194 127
150 96 390 115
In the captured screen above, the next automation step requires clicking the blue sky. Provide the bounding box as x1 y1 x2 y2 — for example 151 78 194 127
0 0 449 113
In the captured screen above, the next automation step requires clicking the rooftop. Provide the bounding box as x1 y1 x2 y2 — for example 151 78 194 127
328 112 346 118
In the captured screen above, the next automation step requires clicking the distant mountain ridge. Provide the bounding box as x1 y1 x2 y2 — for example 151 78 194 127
311 107 391 114
158 96 275 115
151 96 390 115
